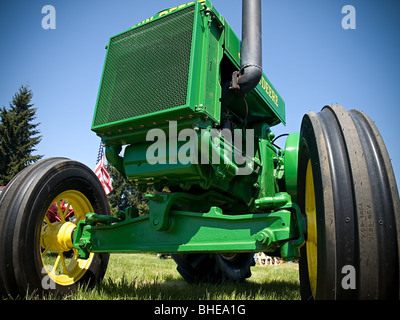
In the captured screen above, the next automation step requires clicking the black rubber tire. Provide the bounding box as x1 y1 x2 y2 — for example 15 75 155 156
171 253 255 284
0 158 110 298
297 105 400 300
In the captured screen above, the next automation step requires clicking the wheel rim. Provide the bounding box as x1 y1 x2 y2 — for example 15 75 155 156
40 190 94 286
305 160 317 298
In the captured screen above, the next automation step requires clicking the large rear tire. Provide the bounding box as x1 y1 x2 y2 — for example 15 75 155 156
0 158 110 298
297 105 400 300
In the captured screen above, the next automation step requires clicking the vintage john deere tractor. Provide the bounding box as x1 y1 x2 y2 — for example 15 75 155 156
1 0 399 300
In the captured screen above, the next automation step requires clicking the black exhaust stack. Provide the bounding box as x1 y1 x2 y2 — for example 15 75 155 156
231 0 262 94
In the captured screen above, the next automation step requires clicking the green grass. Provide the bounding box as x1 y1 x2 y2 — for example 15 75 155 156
51 253 300 300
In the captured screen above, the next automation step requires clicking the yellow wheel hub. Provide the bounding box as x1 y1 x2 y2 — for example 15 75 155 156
305 160 318 298
40 190 94 286
41 221 76 252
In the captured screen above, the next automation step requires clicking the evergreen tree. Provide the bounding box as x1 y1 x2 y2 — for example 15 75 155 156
0 108 14 183
0 85 42 185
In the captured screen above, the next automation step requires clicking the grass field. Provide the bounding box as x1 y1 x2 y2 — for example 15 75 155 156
43 253 301 300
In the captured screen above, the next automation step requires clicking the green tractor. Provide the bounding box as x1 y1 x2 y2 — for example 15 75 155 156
1 0 399 300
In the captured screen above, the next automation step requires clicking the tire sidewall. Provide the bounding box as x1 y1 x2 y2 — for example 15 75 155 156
298 114 334 300
12 160 110 296
215 253 254 282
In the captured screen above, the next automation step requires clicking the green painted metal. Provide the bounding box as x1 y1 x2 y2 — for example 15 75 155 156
91 0 285 145
75 0 305 261
121 120 260 210
73 194 304 261
255 128 278 200
223 22 285 126
284 132 300 203
92 1 224 142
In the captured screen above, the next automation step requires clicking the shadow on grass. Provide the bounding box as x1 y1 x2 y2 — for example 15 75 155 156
94 274 300 300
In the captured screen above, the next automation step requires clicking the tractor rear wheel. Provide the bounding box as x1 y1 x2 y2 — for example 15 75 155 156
0 158 110 298
171 252 255 284
297 105 400 300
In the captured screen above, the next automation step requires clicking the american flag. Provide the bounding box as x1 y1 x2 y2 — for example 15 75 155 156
95 143 113 195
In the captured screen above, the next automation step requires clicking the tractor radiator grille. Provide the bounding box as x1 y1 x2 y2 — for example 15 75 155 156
93 6 195 128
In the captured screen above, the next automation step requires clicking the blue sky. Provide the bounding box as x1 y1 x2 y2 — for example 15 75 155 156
1 0 399 184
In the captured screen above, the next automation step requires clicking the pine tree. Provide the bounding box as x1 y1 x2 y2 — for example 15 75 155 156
0 85 42 185
0 108 14 183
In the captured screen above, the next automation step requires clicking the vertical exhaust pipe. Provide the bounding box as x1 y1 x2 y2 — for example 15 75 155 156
232 0 262 94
